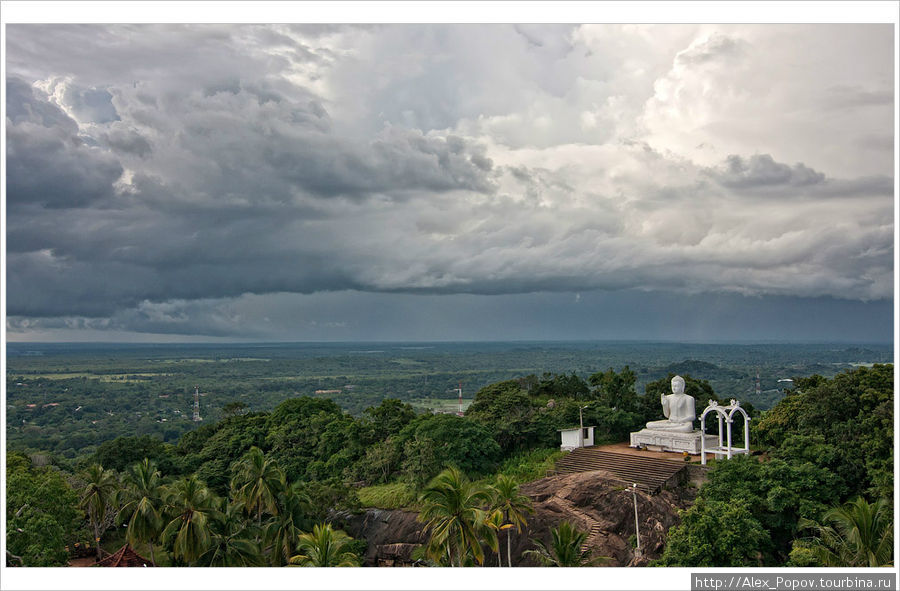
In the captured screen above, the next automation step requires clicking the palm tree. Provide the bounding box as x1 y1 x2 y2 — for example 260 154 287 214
231 446 284 530
523 521 603 567
116 458 164 565
798 497 893 567
161 475 218 565
288 523 361 567
491 475 534 567
78 464 119 560
418 466 495 567
199 499 264 567
265 481 315 566
485 509 505 566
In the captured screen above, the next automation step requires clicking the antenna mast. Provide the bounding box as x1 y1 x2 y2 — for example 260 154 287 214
193 385 202 422
457 382 463 416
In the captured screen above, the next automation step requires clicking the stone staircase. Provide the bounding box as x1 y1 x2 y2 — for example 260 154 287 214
554 448 687 494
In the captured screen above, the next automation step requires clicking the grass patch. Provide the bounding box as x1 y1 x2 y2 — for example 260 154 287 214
357 481 419 510
493 448 565 485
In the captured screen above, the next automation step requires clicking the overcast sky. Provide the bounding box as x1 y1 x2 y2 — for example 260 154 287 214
4 22 896 343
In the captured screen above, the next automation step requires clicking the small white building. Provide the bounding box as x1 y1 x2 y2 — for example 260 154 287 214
559 426 595 451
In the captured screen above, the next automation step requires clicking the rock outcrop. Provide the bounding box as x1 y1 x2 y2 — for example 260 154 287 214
340 470 694 567
514 471 692 566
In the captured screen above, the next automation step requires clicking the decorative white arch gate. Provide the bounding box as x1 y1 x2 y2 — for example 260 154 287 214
700 399 750 465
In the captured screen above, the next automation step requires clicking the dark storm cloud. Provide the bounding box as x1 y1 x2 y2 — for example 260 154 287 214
6 77 123 209
709 154 826 189
3 24 894 341
100 124 153 158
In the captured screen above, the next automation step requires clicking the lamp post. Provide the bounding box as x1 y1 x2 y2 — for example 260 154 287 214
631 483 641 558
579 404 588 448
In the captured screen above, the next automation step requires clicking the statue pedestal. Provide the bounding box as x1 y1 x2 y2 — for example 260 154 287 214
629 429 718 455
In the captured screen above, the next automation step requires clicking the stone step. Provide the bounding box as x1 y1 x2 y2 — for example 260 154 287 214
554 449 687 493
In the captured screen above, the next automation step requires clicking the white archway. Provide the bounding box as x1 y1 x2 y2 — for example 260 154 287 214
700 399 750 465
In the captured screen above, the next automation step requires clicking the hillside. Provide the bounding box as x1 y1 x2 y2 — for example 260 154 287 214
340 470 694 566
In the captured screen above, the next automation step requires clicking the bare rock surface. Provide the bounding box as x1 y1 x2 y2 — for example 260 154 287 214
341 470 695 566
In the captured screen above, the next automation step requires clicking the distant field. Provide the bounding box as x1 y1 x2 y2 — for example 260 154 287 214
14 372 168 382
6 340 892 458
408 397 474 413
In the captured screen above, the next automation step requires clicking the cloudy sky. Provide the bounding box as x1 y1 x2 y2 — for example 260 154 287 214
3 20 896 343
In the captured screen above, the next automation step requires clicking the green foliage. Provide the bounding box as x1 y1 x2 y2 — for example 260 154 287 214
398 414 501 484
230 446 285 528
523 521 604 566
294 479 360 523
756 364 893 499
187 413 269 495
6 451 83 566
199 499 264 567
116 458 164 565
694 455 840 561
494 448 564 484
657 498 770 567
363 398 417 441
357 482 418 510
418 466 496 567
795 497 893 567
491 475 534 567
264 481 315 566
289 523 361 567
161 475 218 565
90 435 178 475
522 373 590 400
78 464 119 559
589 366 639 410
265 397 351 482
222 401 249 417
466 380 545 454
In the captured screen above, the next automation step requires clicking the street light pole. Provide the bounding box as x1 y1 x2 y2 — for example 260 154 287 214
578 404 590 448
632 483 642 558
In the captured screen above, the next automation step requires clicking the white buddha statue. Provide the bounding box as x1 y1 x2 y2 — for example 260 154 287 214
645 375 695 433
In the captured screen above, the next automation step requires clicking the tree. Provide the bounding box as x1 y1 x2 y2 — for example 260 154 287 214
6 452 83 566
523 521 601 567
161 475 217 565
265 481 315 566
230 446 284 530
91 435 177 475
265 397 348 482
589 366 639 411
466 381 544 455
795 497 893 567
418 466 495 567
696 455 840 560
116 458 164 565
755 365 893 500
222 401 249 418
491 475 534 567
189 413 270 495
78 464 119 560
398 414 501 483
363 398 417 441
288 523 361 567
199 499 263 567
656 498 770 567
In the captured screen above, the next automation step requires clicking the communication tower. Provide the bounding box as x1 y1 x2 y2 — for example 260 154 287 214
456 382 463 416
193 385 202 422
